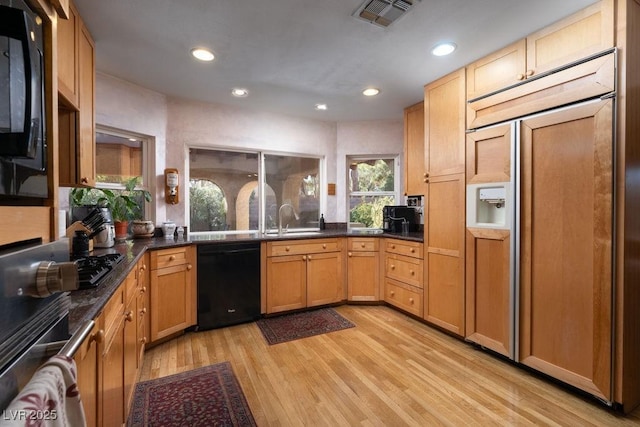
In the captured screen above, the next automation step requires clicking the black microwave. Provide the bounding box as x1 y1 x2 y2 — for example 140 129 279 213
0 0 47 199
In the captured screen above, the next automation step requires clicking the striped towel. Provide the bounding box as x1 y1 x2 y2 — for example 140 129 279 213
0 355 86 427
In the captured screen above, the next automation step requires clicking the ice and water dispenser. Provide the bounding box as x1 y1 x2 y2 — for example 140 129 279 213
466 182 512 230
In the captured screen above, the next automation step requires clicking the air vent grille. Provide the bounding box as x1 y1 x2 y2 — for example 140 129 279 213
353 0 420 27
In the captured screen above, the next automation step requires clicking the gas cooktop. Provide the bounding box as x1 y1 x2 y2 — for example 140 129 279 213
74 253 124 289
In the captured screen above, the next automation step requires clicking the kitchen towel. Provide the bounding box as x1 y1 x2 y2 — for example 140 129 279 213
0 355 86 427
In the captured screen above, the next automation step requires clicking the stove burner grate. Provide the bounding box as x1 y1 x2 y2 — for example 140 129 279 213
75 253 124 289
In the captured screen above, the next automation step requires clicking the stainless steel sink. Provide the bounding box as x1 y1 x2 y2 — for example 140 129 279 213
265 231 323 237
348 228 384 235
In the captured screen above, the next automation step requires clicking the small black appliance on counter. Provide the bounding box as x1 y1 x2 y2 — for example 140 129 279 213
382 205 419 233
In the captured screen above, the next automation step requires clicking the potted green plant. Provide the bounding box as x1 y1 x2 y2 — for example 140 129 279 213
97 177 152 239
69 177 152 239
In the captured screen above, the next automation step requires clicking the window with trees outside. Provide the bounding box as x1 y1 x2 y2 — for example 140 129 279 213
188 148 321 234
348 157 398 229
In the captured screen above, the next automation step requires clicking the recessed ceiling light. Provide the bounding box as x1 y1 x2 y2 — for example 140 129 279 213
362 88 380 97
315 104 328 111
191 47 214 62
431 42 457 57
231 88 249 97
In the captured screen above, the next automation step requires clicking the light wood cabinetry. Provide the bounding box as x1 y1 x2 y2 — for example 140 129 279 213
519 99 613 402
423 69 466 337
466 0 613 102
383 239 423 317
149 246 196 342
73 320 102 427
347 238 380 302
101 286 125 427
403 102 425 196
58 0 96 187
265 239 344 314
465 123 514 358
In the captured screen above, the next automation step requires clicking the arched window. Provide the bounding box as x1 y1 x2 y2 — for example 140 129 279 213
189 179 227 231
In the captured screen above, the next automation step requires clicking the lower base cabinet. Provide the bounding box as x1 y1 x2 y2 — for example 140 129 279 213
265 239 344 314
347 238 380 301
383 238 424 316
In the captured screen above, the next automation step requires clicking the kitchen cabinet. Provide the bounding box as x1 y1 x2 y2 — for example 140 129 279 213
519 99 613 401
265 238 344 314
149 246 196 342
465 123 513 358
101 285 125 427
466 0 613 102
73 320 103 427
137 254 149 364
403 102 425 196
347 238 380 302
423 68 466 336
58 0 96 187
383 239 423 317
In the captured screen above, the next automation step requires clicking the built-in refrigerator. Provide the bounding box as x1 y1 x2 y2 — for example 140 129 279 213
465 91 615 402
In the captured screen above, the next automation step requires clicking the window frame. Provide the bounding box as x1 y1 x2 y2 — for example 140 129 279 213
94 125 155 222
346 155 401 231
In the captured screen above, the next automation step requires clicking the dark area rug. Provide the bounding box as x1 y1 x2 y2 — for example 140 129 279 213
257 307 355 345
127 362 256 427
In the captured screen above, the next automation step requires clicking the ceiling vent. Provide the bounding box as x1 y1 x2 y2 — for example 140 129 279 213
353 0 420 28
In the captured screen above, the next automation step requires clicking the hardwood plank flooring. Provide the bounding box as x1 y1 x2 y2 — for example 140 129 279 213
139 305 640 426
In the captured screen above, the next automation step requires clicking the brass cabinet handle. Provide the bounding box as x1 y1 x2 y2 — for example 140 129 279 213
410 248 415 253
360 243 365 248
285 246 290 252
140 307 147 315
307 255 312 261
302 255 307 261
81 177 89 184
140 286 147 294
391 245 395 249
516 73 525 80
91 329 105 345
322 244 327 249
409 298 414 304
140 337 147 344
390 264 395 270
125 311 134 322
348 252 353 257
526 69 534 77
410 270 415 276
390 291 395 296
423 172 429 178
187 264 193 271
169 255 176 261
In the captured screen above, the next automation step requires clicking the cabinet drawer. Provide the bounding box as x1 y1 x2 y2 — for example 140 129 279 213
124 270 137 305
385 279 423 317
103 287 124 345
268 238 341 257
384 239 422 258
385 253 423 288
347 237 378 252
150 247 189 270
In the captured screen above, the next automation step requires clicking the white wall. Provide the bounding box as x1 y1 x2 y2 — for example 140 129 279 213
93 73 403 226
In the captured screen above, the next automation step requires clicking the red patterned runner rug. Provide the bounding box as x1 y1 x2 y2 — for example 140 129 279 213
127 361 256 426
256 307 356 345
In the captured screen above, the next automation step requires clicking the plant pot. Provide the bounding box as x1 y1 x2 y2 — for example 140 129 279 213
114 220 129 240
131 220 154 237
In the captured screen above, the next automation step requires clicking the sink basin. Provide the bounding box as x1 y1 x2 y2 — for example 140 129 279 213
266 231 323 237
348 228 384 235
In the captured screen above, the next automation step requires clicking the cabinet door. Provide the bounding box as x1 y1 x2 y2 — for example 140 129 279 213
266 255 306 314
347 251 379 301
149 263 194 341
466 40 526 101
526 0 613 77
102 317 125 427
74 321 102 427
123 296 137 415
424 68 466 176
77 20 95 187
404 102 425 196
57 2 79 107
466 123 512 185
519 99 613 400
465 229 512 357
307 251 343 307
424 173 466 336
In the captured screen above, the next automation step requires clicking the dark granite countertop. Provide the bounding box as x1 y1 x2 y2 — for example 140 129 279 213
67 230 423 334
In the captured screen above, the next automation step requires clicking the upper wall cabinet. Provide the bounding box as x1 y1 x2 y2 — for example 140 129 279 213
58 0 96 187
403 102 425 196
466 0 613 102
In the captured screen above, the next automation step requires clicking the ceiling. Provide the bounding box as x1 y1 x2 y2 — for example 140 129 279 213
73 0 597 122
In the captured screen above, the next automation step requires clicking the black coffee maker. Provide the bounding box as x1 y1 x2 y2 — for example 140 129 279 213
382 205 419 233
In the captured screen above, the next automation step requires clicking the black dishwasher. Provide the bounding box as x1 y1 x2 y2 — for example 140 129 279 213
196 242 261 330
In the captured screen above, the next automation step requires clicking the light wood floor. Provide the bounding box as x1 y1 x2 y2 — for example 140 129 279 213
139 305 640 426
